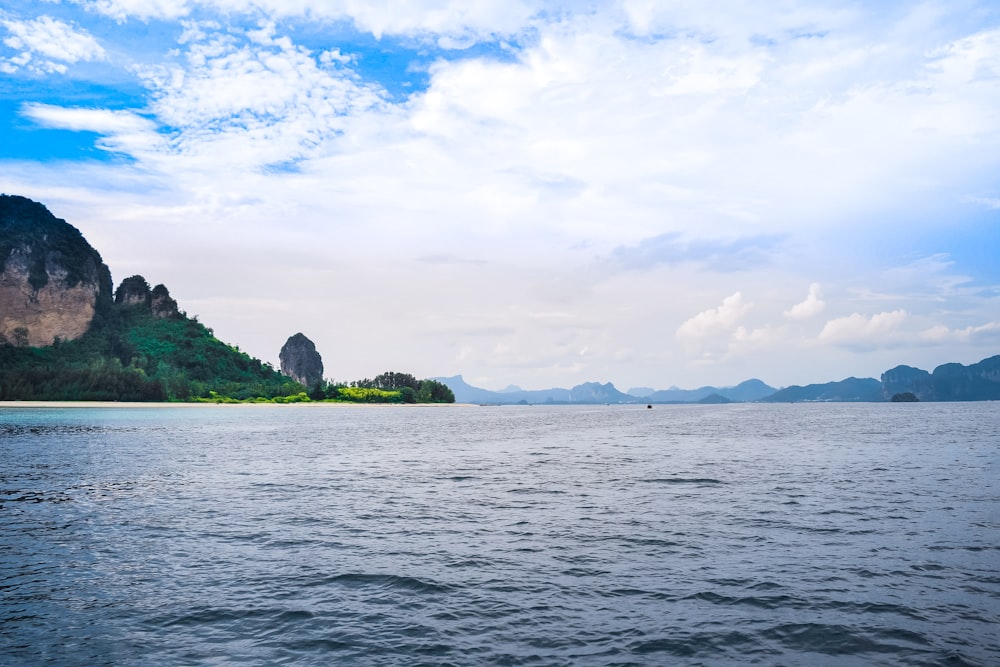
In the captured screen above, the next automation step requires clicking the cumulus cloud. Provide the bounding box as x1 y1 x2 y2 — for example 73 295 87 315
1 15 105 74
676 292 752 356
784 283 825 319
818 309 908 348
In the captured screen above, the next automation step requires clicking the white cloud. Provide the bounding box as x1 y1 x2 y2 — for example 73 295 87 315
22 104 153 134
731 324 787 351
74 0 190 22
620 0 857 42
920 322 1000 343
3 2 1000 390
818 309 908 348
76 0 541 39
784 283 825 319
676 292 752 356
127 22 386 171
21 104 163 155
1 15 105 74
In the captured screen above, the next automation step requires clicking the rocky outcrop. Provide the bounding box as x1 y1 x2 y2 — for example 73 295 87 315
150 284 179 319
115 275 152 307
0 195 112 347
114 276 180 319
279 333 324 387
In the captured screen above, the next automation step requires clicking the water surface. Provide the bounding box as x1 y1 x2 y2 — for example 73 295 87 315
2 403 998 665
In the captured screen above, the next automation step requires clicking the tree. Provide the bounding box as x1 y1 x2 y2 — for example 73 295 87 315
417 379 455 403
369 371 421 391
308 382 326 401
12 327 29 347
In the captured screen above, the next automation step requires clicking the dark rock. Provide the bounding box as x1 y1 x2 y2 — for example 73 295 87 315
279 333 324 387
890 392 919 402
114 277 180 319
150 284 179 319
115 275 152 306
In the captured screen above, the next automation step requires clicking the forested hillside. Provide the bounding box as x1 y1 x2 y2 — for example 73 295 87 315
0 279 301 401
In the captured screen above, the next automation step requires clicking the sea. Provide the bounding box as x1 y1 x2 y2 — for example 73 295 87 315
1 402 998 666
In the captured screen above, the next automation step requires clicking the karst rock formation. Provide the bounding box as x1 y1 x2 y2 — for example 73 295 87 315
280 332 324 387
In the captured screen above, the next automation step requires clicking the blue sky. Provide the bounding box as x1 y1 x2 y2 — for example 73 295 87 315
2 0 999 390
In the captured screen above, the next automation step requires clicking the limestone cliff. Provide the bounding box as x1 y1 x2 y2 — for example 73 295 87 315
0 195 112 347
280 333 324 387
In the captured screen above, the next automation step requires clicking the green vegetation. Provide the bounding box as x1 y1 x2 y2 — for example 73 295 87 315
318 376 455 404
0 299 456 404
0 301 301 401
333 386 405 403
2 195 455 404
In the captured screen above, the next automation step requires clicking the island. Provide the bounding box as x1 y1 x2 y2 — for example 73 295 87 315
0 195 452 404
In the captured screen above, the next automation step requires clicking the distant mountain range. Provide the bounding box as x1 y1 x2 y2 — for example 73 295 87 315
433 376 780 405
759 377 883 403
435 355 1000 404
432 377 639 405
881 355 1000 402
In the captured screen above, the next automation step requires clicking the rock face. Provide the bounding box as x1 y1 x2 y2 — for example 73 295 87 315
279 333 324 387
115 274 152 307
0 195 112 347
114 275 180 319
150 284 179 319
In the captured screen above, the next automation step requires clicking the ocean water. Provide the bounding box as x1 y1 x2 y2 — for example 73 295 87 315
1 402 998 666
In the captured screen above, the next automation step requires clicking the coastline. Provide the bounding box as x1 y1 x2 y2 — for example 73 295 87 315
0 401 476 409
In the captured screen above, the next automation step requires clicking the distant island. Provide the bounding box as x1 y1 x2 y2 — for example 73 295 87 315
435 355 999 405
2 194 997 404
0 195 452 404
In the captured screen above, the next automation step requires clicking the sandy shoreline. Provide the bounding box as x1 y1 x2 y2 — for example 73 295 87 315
0 401 476 409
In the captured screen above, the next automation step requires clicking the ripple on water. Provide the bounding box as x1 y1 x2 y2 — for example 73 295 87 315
1 403 998 666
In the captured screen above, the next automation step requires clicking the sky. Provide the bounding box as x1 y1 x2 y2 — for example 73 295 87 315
2 0 999 392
